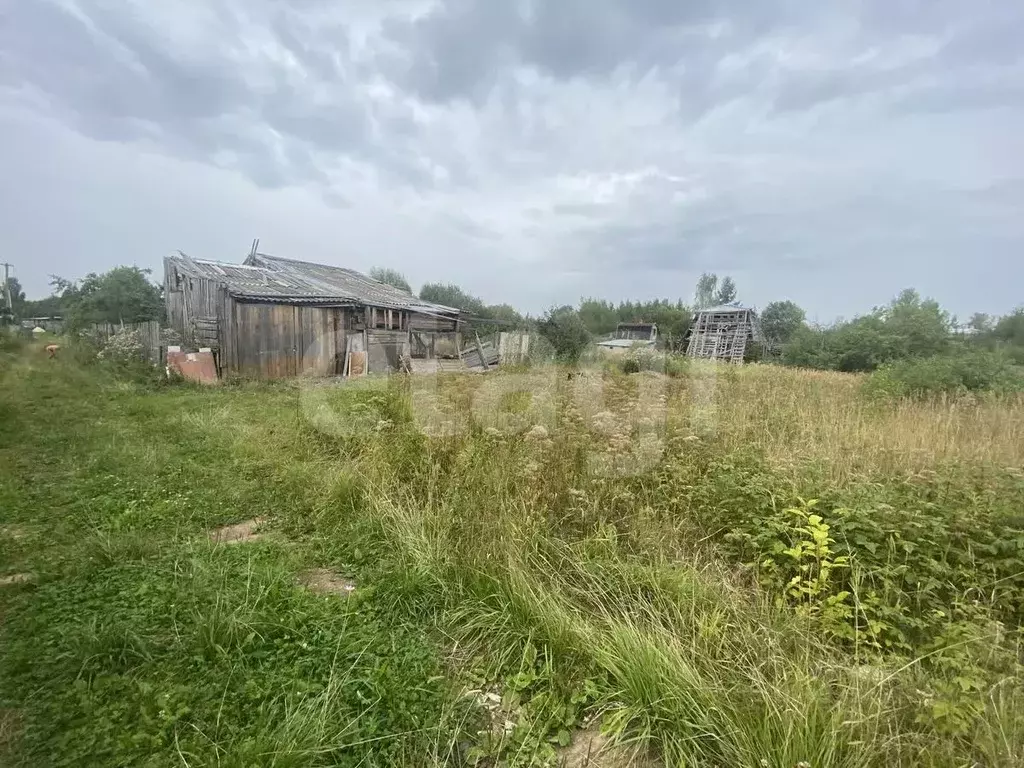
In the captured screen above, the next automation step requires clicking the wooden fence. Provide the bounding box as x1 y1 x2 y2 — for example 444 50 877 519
497 331 531 365
86 321 163 363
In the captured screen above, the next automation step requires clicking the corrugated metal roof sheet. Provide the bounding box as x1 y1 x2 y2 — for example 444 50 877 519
167 252 459 315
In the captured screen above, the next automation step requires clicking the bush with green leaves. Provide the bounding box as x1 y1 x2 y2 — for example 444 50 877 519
537 306 591 363
864 349 1024 399
96 328 145 364
783 289 952 372
619 346 660 374
57 266 163 331
0 329 26 354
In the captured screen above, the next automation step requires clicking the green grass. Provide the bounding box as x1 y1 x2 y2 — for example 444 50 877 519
0 348 474 767
2 341 1023 766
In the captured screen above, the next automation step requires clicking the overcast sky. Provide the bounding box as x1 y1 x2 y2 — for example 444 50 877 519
2 1 1022 321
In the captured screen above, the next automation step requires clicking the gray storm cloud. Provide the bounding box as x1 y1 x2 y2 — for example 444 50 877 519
1 0 1021 318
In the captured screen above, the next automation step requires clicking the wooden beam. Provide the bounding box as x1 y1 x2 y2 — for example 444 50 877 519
474 331 490 371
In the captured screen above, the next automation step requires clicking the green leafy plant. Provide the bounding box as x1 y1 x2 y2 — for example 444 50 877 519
864 349 1024 400
729 498 853 638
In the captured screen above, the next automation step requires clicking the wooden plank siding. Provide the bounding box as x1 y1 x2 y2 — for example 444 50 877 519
408 313 458 333
366 329 410 373
230 301 347 379
219 286 235 374
164 258 229 356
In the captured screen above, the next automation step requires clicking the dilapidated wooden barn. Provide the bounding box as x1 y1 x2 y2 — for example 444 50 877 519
685 303 759 363
164 251 461 379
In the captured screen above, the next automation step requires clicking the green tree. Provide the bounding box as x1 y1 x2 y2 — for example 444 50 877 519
368 267 412 294
882 288 950 360
782 315 887 372
8 275 75 320
967 312 994 333
50 275 78 299
782 290 953 373
20 295 64 318
694 273 718 309
993 308 1024 345
831 315 893 371
538 305 591 363
714 276 737 305
693 273 739 307
631 300 692 349
760 300 807 348
782 324 836 369
482 304 526 328
60 266 163 329
418 283 486 315
579 298 620 336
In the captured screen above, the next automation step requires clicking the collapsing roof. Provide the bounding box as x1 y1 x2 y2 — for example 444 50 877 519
696 303 755 314
166 251 459 316
596 338 656 349
686 303 759 362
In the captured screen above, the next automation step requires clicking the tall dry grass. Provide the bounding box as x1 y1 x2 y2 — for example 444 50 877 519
702 364 1024 480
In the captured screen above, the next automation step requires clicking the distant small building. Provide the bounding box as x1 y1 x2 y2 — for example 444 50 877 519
615 322 657 342
21 316 64 334
164 251 461 379
685 304 759 363
596 322 658 353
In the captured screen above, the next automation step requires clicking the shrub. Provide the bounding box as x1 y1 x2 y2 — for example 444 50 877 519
783 290 952 373
527 333 557 365
97 328 145 364
538 306 591 363
63 335 103 367
93 328 167 385
0 329 26 354
663 354 690 377
620 347 660 374
864 350 1024 399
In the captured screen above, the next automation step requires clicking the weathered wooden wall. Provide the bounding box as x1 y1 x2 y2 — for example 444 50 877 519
497 332 531 364
229 301 347 378
87 321 163 363
165 253 461 379
365 329 410 373
164 258 228 353
408 314 458 333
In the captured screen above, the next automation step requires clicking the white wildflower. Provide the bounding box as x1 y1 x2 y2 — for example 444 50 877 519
525 424 549 440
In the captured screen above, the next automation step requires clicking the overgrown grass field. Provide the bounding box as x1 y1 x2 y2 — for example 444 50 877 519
2 337 1022 766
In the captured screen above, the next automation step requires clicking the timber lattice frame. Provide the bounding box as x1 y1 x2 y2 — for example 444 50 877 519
685 306 757 363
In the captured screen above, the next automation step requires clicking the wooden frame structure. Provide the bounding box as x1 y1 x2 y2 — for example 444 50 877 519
685 304 757 363
164 251 461 379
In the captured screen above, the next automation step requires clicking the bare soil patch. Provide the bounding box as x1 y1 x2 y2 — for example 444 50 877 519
298 568 356 596
209 517 266 544
558 725 645 768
